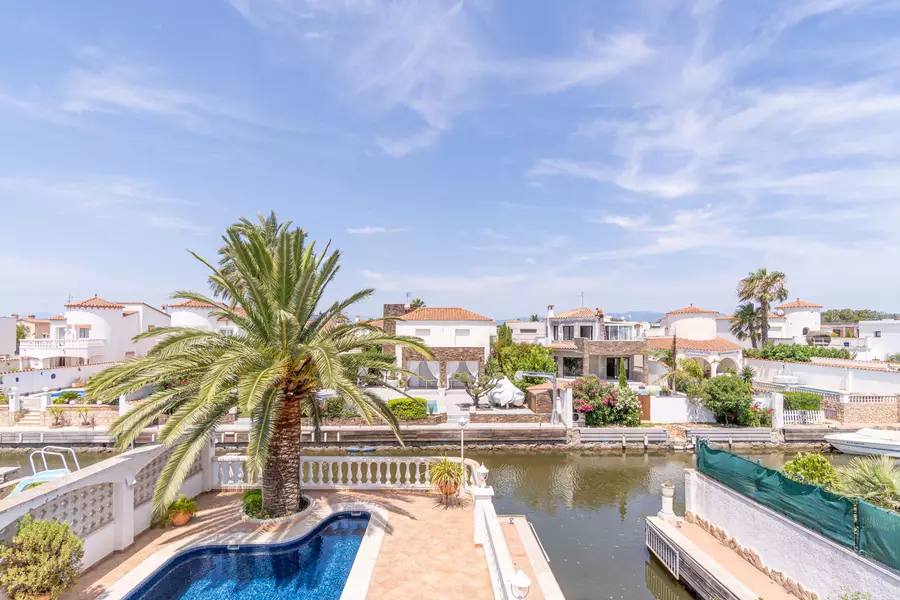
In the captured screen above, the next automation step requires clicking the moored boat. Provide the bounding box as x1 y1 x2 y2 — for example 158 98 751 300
825 428 900 458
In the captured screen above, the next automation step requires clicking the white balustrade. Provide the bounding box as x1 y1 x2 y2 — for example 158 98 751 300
844 394 898 404
211 455 482 491
476 488 519 600
18 338 106 350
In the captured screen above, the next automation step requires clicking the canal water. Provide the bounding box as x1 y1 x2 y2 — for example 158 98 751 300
0 448 853 600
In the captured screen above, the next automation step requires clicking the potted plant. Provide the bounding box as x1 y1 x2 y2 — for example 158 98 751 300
75 407 92 428
0 514 83 600
429 457 465 506
70 376 85 389
48 407 65 429
168 494 199 527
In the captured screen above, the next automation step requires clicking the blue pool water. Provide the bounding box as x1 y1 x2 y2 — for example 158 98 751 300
125 513 369 600
50 389 85 398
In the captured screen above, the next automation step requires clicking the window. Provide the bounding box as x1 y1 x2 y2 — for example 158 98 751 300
455 329 470 337
579 326 593 339
415 328 431 337
219 328 234 336
521 328 537 334
77 328 90 339
56 328 66 340
605 325 633 341
125 352 135 357
552 325 558 340
875 331 882 338
563 326 574 340
802 327 810 335
147 325 156 331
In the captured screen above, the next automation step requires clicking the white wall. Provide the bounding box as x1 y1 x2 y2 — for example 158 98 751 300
662 314 716 340
649 396 715 423
169 307 216 329
685 469 900 600
396 320 496 358
506 322 544 344
860 320 900 361
747 358 900 395
0 362 119 394
0 317 14 357
782 307 821 343
125 304 171 356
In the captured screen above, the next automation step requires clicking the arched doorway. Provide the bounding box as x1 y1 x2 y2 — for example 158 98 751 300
718 357 740 375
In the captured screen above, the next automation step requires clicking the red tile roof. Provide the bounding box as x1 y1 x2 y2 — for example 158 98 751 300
552 308 602 319
367 319 384 328
400 308 494 322
49 315 65 321
666 305 717 315
64 296 125 309
123 311 138 317
776 298 823 309
647 337 742 352
549 342 577 350
716 313 783 320
118 302 170 317
166 299 218 309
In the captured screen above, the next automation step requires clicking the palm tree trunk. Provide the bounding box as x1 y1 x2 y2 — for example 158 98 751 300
262 395 303 517
759 303 769 346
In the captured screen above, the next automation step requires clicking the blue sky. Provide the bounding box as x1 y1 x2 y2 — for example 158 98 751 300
2 0 900 319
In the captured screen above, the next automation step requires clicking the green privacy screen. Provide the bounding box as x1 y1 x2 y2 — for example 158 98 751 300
696 443 856 548
858 500 900 572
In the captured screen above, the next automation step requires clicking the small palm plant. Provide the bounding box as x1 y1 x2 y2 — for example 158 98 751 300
835 456 900 510
429 457 465 506
87 214 431 519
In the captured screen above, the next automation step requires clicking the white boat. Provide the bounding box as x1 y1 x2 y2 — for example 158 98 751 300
825 428 900 458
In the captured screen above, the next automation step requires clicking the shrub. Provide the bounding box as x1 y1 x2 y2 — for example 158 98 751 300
75 407 91 426
573 376 641 427
48 406 66 426
242 490 268 519
168 494 199 515
323 397 357 420
782 452 838 487
782 391 822 411
695 375 752 425
835 456 900 511
53 391 82 405
744 403 774 427
488 342 557 392
0 515 83 600
388 397 428 420
743 344 853 362
886 353 900 364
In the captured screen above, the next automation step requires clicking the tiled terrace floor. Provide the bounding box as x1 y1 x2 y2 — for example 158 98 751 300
64 490 493 600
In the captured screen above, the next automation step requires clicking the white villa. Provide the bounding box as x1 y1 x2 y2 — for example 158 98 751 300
17 296 170 367
379 304 496 389
504 319 545 344
648 305 743 380
164 299 245 335
715 298 826 347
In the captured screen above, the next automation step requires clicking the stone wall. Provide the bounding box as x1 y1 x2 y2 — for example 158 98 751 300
576 339 648 357
326 414 447 426
382 303 411 356
47 406 119 426
838 400 899 424
470 412 550 424
403 347 484 387
526 387 554 415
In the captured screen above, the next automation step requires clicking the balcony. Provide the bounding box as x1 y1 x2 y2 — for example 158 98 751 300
19 339 106 351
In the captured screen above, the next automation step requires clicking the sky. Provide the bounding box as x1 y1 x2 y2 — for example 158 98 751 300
2 0 900 320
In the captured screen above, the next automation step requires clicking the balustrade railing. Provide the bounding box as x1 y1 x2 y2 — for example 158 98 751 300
752 381 786 393
844 394 898 404
18 338 106 350
211 455 483 491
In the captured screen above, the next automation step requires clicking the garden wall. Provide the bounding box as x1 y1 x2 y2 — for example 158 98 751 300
747 358 900 395
685 469 900 599
0 362 120 394
649 395 715 424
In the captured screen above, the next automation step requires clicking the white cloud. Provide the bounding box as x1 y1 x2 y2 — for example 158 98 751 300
361 270 385 280
462 235 568 254
346 225 406 235
143 213 207 234
481 228 508 240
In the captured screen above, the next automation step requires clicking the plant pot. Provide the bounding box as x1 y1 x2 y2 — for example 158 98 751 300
169 510 193 527
34 595 51 600
438 481 459 497
79 424 93 429
49 424 64 429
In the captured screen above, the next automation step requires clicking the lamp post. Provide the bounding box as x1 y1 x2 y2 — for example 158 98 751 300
515 370 559 425
457 415 469 465
476 463 489 486
510 568 532 599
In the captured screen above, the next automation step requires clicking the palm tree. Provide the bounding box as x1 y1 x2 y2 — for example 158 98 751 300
410 298 425 309
529 314 540 322
730 302 762 349
87 218 431 519
736 269 788 346
739 365 756 388
836 456 900 510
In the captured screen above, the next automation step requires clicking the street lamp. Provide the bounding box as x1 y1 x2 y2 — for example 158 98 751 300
515 370 559 425
510 568 531 599
457 416 470 465
476 463 489 486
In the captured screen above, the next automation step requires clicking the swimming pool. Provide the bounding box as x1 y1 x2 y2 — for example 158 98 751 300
124 513 369 600
50 389 85 398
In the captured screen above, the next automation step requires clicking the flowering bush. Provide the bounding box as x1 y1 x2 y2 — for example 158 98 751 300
573 376 641 427
744 403 774 427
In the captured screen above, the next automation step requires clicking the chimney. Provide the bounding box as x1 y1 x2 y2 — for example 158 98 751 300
547 304 555 318
354 314 360 323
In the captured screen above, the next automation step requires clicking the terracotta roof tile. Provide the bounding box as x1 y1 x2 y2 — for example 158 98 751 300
746 357 900 374
551 308 602 319
49 315 65 321
776 298 823 309
716 312 783 320
17 317 50 324
549 342 577 350
123 311 138 317
166 299 218 309
400 307 494 322
118 302 170 317
647 337 742 352
367 319 384 328
666 305 717 315
64 296 125 309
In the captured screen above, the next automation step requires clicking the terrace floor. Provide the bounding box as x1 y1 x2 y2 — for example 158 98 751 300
65 490 494 600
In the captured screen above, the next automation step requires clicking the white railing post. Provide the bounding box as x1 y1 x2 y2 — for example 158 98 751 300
7 387 17 426
471 485 494 546
40 387 50 413
118 394 128 417
112 479 136 551
659 482 676 521
200 438 214 492
772 392 784 429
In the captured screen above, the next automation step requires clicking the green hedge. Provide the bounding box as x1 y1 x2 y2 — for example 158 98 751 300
783 391 822 411
743 344 853 362
388 397 427 420
324 397 357 420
